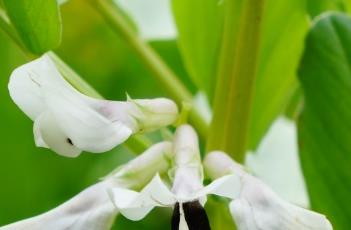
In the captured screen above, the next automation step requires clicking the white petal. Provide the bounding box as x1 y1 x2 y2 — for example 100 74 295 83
34 112 81 157
0 181 117 230
9 55 178 156
204 152 333 230
115 0 177 40
194 174 242 200
230 199 257 230
204 151 245 179
171 125 203 199
111 141 173 189
172 125 200 165
44 89 133 153
127 97 178 133
111 174 176 221
230 192 333 230
246 117 309 207
8 56 50 120
33 117 48 148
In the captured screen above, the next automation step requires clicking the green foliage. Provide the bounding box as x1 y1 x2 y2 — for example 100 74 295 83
298 13 351 230
307 0 351 18
207 0 308 160
249 0 308 149
172 0 224 100
3 0 62 54
1 0 351 229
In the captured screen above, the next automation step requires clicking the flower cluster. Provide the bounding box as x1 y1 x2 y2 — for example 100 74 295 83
0 55 333 230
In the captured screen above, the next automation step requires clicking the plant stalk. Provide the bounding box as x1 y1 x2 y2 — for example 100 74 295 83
207 0 265 162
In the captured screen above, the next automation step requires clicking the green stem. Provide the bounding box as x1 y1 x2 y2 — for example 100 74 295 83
88 0 208 139
207 0 265 162
123 134 153 154
0 11 149 154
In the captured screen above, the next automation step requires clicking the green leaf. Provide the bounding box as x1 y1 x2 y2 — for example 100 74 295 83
248 0 308 149
3 0 62 54
172 0 224 100
307 0 351 18
298 13 351 229
308 0 342 16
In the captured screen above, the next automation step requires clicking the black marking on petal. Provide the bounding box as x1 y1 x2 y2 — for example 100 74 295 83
66 138 73 145
171 202 180 230
183 200 211 230
171 201 211 230
29 73 41 87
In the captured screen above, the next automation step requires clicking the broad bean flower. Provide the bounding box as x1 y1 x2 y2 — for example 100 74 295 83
8 54 178 157
111 125 240 229
112 125 333 230
0 142 173 230
204 151 333 230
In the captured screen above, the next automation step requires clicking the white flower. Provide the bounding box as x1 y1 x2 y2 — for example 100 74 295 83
0 181 117 230
110 125 239 229
0 142 173 230
204 151 333 230
8 54 178 157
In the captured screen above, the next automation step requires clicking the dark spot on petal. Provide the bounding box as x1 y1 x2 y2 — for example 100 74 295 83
29 73 41 87
184 200 211 230
67 138 73 145
171 202 180 230
171 201 211 230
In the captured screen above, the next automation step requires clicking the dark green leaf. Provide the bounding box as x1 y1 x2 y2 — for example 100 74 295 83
3 0 62 54
298 13 351 229
172 0 225 100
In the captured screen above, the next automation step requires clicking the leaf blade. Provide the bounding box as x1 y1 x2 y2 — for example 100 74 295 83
172 0 225 99
298 13 351 229
3 0 62 54
248 0 308 149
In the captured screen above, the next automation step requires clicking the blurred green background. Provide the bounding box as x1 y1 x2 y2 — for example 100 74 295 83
0 0 195 228
1 0 351 229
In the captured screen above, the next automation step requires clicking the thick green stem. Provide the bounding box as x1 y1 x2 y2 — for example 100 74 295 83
207 0 265 162
89 0 208 139
0 11 149 154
